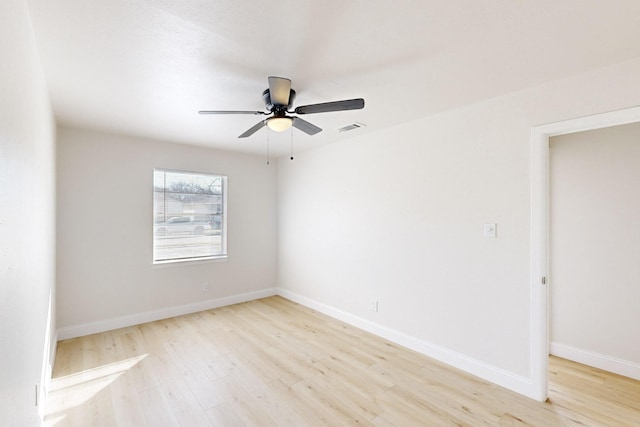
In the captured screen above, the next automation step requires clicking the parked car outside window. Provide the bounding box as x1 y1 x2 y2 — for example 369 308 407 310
155 216 212 236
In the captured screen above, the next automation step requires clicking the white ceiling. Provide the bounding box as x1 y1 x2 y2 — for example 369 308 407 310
25 0 640 157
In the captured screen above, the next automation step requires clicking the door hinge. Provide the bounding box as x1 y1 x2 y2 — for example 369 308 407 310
542 276 547 285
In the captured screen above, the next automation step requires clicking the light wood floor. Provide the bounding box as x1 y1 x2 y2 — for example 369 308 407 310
45 296 640 426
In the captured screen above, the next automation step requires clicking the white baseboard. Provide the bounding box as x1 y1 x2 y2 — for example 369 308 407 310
550 342 640 381
277 289 535 399
57 288 277 340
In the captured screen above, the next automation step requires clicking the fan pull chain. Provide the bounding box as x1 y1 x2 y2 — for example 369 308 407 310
266 128 270 165
290 127 294 160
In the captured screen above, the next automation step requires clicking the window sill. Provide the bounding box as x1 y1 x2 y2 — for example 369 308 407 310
152 255 228 268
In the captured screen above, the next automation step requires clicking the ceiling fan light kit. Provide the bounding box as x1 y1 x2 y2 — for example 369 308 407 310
266 116 293 132
199 76 365 139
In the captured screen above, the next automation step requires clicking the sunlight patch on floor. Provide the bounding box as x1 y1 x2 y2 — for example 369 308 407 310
44 354 148 425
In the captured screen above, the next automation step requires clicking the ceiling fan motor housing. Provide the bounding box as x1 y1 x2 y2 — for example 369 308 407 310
262 88 296 111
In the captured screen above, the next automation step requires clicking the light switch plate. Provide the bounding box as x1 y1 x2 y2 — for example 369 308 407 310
484 223 497 238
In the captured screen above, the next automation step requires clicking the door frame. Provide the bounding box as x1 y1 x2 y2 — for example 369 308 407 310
529 105 640 401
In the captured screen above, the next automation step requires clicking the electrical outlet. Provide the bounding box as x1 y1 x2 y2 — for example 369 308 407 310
202 282 209 292
371 299 379 312
483 223 497 238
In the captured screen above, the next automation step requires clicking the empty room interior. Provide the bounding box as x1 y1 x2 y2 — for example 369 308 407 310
2 1 640 426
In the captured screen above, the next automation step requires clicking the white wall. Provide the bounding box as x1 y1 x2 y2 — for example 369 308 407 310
56 127 277 335
0 1 57 425
550 123 640 377
277 57 640 397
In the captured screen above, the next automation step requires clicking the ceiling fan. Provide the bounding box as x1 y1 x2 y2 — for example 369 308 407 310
199 76 365 138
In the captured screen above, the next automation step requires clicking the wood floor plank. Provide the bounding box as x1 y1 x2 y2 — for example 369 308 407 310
119 331 160 393
109 372 147 427
308 364 383 423
205 401 246 427
148 353 213 427
137 385 180 427
228 368 309 426
45 296 640 426
283 377 372 426
162 341 228 410
372 360 502 426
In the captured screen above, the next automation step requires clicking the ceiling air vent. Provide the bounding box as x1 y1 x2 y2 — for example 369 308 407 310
338 122 366 133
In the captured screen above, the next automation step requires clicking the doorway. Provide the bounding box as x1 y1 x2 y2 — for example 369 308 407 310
530 105 640 401
549 123 640 380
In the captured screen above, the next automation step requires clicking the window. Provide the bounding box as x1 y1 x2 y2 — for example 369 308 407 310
153 169 227 263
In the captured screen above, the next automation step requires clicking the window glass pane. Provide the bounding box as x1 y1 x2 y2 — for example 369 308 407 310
153 169 226 263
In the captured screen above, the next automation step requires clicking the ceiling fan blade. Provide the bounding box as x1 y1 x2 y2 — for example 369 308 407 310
238 120 266 138
292 117 322 135
268 76 292 106
294 98 364 115
199 110 266 115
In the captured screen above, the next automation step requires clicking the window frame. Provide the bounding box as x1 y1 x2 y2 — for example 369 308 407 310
152 168 228 265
